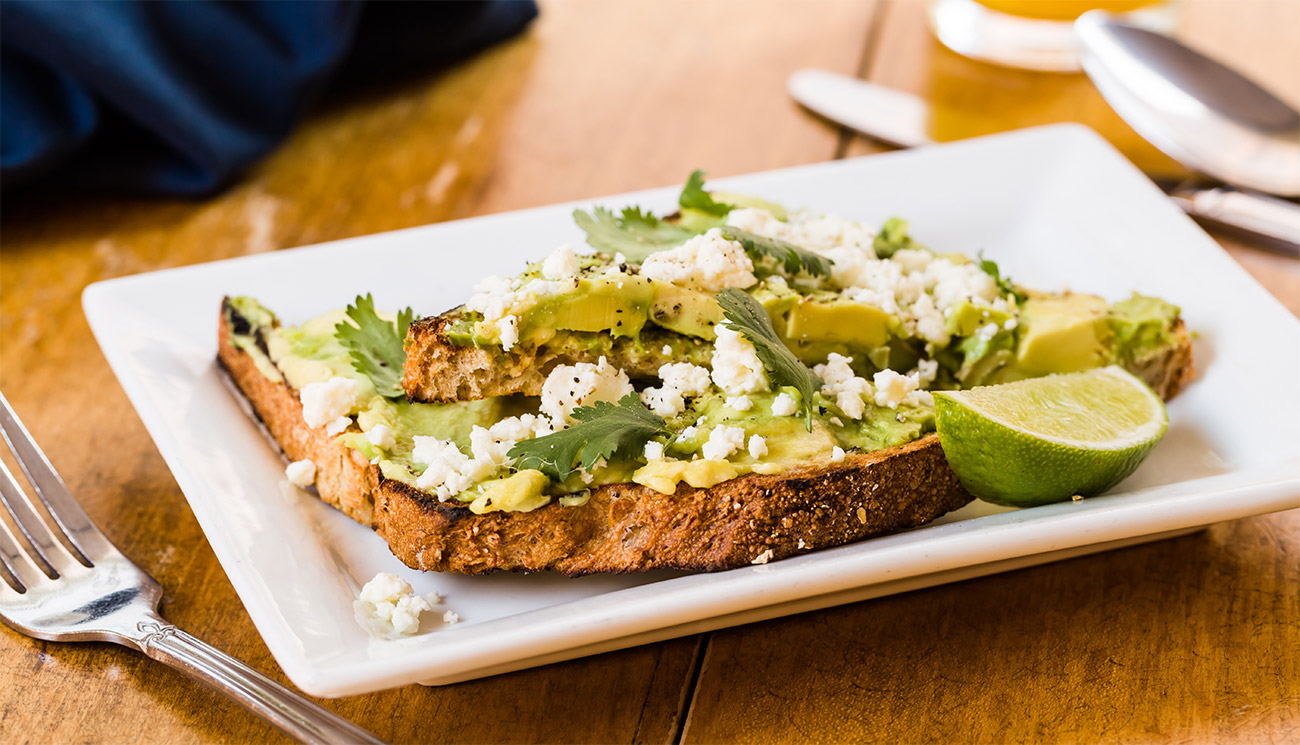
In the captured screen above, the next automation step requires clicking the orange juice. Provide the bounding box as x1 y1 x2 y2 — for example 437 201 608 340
974 0 1164 21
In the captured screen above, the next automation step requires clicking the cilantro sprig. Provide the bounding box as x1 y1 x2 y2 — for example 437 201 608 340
573 206 697 262
334 294 414 399
976 251 1026 303
507 395 670 482
678 169 735 217
715 289 822 431
720 227 833 278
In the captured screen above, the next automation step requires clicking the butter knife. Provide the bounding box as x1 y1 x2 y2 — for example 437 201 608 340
788 69 1300 255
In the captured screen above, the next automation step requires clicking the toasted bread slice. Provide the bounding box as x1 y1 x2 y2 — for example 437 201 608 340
220 300 973 574
221 300 1193 575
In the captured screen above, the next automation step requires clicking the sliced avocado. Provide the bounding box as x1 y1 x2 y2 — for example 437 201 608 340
527 277 654 339
1016 294 1111 374
1109 294 1179 361
944 299 1012 337
711 191 790 221
675 208 728 232
650 284 723 339
785 298 892 349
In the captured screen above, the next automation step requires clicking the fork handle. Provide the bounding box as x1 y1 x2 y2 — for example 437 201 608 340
137 621 387 745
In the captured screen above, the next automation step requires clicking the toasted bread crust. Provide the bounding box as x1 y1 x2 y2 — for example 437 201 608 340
217 309 378 525
1131 318 1195 400
376 435 969 574
402 314 691 402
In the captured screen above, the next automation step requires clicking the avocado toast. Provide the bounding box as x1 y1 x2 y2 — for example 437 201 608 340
218 173 1193 575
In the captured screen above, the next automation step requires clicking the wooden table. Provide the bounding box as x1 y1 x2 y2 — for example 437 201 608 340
2 1 1297 742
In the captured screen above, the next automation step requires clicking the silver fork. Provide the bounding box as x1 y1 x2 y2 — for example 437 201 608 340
0 393 387 745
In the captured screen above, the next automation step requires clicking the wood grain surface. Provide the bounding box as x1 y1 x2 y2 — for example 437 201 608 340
0 1 1296 743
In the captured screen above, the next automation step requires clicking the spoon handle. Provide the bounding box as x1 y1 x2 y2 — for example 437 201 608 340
1169 187 1300 257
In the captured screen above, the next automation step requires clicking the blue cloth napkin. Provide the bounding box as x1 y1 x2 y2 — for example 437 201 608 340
1 0 537 195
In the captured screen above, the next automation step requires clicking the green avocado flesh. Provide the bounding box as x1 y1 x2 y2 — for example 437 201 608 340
452 243 1178 391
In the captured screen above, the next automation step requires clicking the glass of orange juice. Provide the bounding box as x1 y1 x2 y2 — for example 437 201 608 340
927 0 1181 72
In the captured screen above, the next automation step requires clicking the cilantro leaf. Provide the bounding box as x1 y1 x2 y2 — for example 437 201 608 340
573 206 697 262
715 288 822 431
507 394 669 481
719 227 833 278
977 251 1026 303
678 170 734 217
334 294 413 399
873 217 920 258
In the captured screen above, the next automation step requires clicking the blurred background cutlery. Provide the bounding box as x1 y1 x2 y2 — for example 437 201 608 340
790 19 1300 258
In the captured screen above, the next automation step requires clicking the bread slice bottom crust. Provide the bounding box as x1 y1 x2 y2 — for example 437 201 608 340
219 310 973 575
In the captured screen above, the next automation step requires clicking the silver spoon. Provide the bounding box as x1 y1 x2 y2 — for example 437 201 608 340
1076 11 1299 251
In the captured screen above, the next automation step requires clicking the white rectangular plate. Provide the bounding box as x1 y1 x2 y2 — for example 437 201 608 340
84 124 1300 697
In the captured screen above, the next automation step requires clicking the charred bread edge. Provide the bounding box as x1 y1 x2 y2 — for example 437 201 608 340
220 298 975 575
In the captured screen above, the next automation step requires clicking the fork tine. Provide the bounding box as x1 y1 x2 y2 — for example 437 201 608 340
0 457 69 576
0 393 113 565
0 499 47 593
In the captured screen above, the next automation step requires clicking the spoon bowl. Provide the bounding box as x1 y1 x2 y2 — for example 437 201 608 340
1076 11 1300 198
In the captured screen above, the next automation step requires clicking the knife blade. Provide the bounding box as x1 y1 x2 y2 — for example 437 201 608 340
788 69 1300 255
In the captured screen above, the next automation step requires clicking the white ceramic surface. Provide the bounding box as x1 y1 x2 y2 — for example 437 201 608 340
83 124 1300 697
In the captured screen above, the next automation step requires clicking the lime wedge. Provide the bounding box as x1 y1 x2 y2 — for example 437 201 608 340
933 366 1168 506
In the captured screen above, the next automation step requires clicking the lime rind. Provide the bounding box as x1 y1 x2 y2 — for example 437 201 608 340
934 366 1169 507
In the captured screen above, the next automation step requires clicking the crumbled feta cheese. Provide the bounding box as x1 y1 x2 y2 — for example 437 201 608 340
1004 318 1018 330
771 392 798 416
702 426 746 461
366 424 397 451
639 228 757 292
442 610 460 625
923 256 999 312
540 243 580 280
662 344 673 356
747 434 768 459
890 248 933 273
676 425 699 442
726 207 784 236
614 252 627 265
464 274 515 322
711 323 769 395
640 362 713 417
469 414 552 467
728 208 875 259
324 416 352 436
909 294 949 346
300 377 360 430
498 314 520 351
976 322 999 342
872 369 919 409
831 446 846 463
285 459 316 487
644 441 665 461
357 573 434 636
912 359 939 387
725 395 753 411
813 353 872 420
412 437 497 501
541 356 634 424
829 416 844 427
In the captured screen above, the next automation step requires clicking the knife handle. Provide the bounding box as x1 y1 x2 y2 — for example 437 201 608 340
1169 186 1300 257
